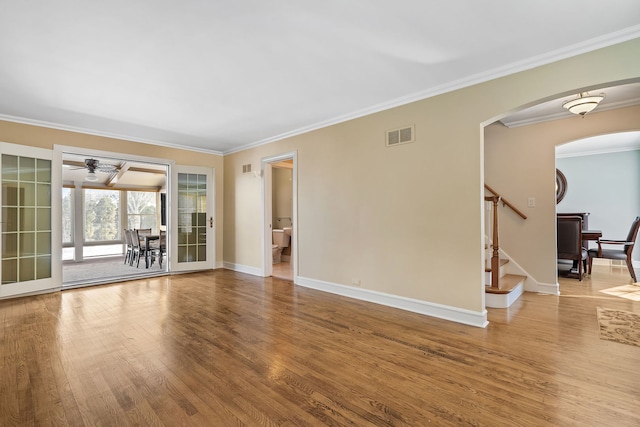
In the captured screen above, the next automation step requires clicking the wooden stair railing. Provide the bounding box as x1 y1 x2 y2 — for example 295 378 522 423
484 184 527 220
484 185 527 290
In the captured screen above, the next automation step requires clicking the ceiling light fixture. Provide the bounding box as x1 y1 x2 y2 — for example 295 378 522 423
85 169 99 182
562 92 605 117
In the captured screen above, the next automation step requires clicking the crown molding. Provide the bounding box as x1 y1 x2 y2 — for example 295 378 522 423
0 114 224 156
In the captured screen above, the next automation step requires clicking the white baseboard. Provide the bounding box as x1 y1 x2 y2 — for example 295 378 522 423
537 282 560 295
593 258 640 268
0 286 60 300
215 261 224 269
296 276 488 328
222 261 263 277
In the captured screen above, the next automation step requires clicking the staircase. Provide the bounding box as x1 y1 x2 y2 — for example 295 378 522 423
484 189 527 308
484 250 526 308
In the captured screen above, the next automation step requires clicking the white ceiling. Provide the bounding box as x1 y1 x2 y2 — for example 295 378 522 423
556 131 640 158
1 1 639 154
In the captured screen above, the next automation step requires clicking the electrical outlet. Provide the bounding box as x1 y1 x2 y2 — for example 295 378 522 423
351 279 361 287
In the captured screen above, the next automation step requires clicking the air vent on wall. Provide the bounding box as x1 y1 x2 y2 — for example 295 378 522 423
386 125 414 147
242 163 252 173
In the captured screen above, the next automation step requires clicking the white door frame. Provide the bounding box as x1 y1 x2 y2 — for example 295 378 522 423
53 144 175 264
262 151 297 280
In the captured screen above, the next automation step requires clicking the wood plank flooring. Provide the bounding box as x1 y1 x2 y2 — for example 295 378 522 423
1 266 639 426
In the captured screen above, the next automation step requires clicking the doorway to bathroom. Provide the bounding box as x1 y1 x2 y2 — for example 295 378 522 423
262 152 297 281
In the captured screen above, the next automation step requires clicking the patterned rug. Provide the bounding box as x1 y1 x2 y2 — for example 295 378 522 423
596 307 640 347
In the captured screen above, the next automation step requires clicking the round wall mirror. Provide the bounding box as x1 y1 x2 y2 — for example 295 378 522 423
556 168 567 204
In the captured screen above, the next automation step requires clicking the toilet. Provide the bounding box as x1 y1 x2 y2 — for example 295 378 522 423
272 229 290 264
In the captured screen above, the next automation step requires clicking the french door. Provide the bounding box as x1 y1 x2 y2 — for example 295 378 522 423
170 165 215 272
0 142 60 298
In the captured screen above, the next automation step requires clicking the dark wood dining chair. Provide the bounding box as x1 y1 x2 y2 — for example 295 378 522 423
135 228 152 242
557 215 588 281
588 216 640 282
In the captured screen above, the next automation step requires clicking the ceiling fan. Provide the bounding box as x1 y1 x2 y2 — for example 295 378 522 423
83 159 119 181
65 158 120 182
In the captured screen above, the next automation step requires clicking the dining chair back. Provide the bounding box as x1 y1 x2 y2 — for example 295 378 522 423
557 215 588 280
588 216 640 282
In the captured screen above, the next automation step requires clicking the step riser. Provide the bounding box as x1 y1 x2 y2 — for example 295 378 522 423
485 243 525 308
486 283 524 308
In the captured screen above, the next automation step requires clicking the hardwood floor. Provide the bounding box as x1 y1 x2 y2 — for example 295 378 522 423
272 260 293 281
1 266 639 426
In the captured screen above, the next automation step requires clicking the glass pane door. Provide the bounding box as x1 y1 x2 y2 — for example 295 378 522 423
171 166 214 272
0 143 59 298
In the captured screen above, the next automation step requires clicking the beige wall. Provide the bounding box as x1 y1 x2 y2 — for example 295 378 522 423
0 120 225 265
485 105 640 286
224 38 640 314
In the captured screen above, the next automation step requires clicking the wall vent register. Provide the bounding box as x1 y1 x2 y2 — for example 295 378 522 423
386 125 414 147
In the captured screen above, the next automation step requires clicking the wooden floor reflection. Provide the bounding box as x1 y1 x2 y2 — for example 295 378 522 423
272 260 293 281
1 267 639 426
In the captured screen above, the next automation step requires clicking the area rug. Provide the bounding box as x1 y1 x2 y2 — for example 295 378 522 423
596 307 640 347
599 285 640 301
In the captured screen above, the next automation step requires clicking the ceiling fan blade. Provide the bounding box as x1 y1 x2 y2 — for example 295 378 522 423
62 158 120 174
95 164 119 173
63 160 86 168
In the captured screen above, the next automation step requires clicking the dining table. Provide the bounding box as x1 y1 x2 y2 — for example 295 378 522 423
582 230 603 242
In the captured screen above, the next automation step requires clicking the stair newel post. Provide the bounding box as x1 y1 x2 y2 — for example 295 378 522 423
490 196 501 289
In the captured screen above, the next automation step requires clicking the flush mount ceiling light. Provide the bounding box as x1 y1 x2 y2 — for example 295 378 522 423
562 92 605 116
